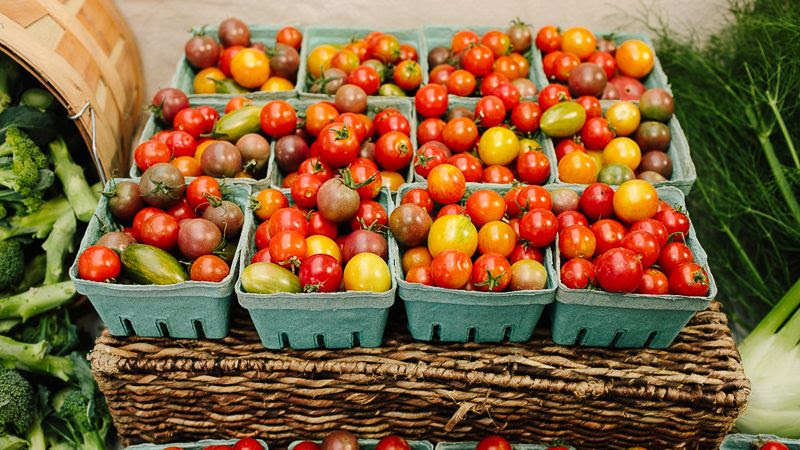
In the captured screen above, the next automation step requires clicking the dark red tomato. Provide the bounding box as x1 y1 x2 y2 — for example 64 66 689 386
658 242 694 274
254 221 272 249
232 438 263 450
557 210 588 230
595 247 643 293
318 122 360 168
465 189 506 227
576 95 602 119
309 211 338 239
375 131 413 171
579 182 615 221
629 218 669 248
167 198 198 221
476 435 512 450
186 176 221 212
552 51 580 81
415 84 448 118
134 140 171 171
448 152 483 182
78 246 121 282
350 200 388 230
480 73 511 97
347 161 382 200
462 44 495 76
471 253 511 292
581 117 615 150
402 188 435 214
398 44 418 62
132 207 162 242
555 138 587 161
560 257 595 289
414 141 449 178
510 101 542 133
337 112 368 142
152 130 173 144
269 230 307 266
290 173 323 208
195 105 219 133
622 230 660 268
140 212 179 251
536 25 562 53
591 219 627 255
491 83 521 111
375 435 411 450
429 63 456 85
291 442 321 450
637 268 669 294
442 117 479 152
347 65 380 94
538 84 571 111
588 51 616 79
374 110 411 137
669 263 710 296
436 204 466 218
298 157 333 182
268 207 309 237
431 249 473 289
503 185 525 217
519 208 558 247
173 108 206 138
516 185 552 212
481 165 514 183
166 131 197 158
299 254 343 293
655 208 690 240
517 151 550 185
510 243 544 264
417 117 446 144
474 95 506 127
251 247 272 263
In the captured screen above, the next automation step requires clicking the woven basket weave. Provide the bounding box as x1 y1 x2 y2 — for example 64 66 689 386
90 301 749 449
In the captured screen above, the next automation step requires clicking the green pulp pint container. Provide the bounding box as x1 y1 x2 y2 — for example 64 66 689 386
298 26 426 99
127 439 269 450
290 440 433 450
393 182 557 343
720 434 800 450
69 179 252 339
171 24 304 100
437 442 575 450
131 96 276 184
550 184 716 348
236 187 396 349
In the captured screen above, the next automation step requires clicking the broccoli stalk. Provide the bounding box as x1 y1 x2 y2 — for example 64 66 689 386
23 386 49 450
49 137 96 222
0 335 73 381
0 54 20 113
52 387 108 450
0 434 26 450
0 281 76 322
0 196 72 240
41 211 76 285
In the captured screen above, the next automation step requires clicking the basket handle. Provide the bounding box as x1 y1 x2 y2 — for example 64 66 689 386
69 101 107 185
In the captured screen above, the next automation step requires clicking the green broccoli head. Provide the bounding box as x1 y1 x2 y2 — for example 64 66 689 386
0 127 51 202
0 239 23 290
3 127 48 169
0 367 34 435
52 387 92 432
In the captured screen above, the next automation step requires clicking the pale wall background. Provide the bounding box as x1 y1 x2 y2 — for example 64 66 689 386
116 0 728 95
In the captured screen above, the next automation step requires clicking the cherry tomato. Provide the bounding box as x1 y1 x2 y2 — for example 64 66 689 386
493 55 520 81
536 25 562 53
481 165 514 183
537 84 571 111
230 48 270 88
253 188 289 221
171 154 202 178
167 198 198 221
491 83 521 111
579 182 615 221
348 161 382 200
394 60 423 91
291 442 320 450
474 95 506 128
298 157 334 182
195 105 219 133
516 150 550 185
503 185 525 217
131 207 161 241
622 230 660 268
268 207 309 237
559 224 596 259
516 185 552 212
557 210 588 230
588 51 616 80
551 51 580 81
465 189 506 227
595 247 642 293
637 268 669 294
305 102 339 137
347 64 380 94
290 173 323 208
78 246 121 282
277 26 303 50
380 170 405 191
429 63 455 85
134 140 171 171
541 50 563 80
616 39 655 78
555 138 587 161
442 117 479 152
186 176 221 212
581 117 615 150
558 151 597 184
375 131 413 171
173 108 206 138
480 73 510 97
374 109 411 137
375 436 410 450
372 34 401 64
560 257 595 289
318 122 360 168
254 221 272 249
669 263 710 296
305 212 336 240
299 254 343 292
476 435 512 450
510 101 541 133
561 27 596 59
260 100 297 137
451 30 480 53
190 255 230 282
613 180 658 223
658 242 694 274
398 44 418 62
447 69 477 96
140 212 179 251
427 164 466 204
576 95 602 119
629 218 669 248
406 265 433 285
655 208 690 239
331 49 360 74
402 188 435 214
431 249 473 289
448 153 483 182
471 253 511 292
520 208 558 247
269 230 307 266
415 84 448 118
417 118 446 145
477 220 516 257
509 243 543 264
402 246 433 274
591 219 627 255
224 96 252 113
414 142 449 178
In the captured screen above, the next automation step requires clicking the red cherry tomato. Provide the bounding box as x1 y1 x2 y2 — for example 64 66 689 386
417 117 446 145
537 84 571 111
510 101 542 133
655 208 690 239
461 44 495 76
555 138 587 161
637 268 669 294
579 182 615 221
167 198 198 221
581 117 615 150
519 208 558 247
437 204 466 218
134 140 171 171
510 243 544 264
402 188 435 214
347 65 380 94
474 95 506 127
658 242 694 274
431 249 473 289
536 25 562 53
516 150 550 185
374 108 411 137
559 224 596 259
516 185 552 212
268 207 309 237
132 207 162 241
195 105 219 133
375 131 414 171
186 176 221 212
414 141 449 178
172 108 206 138
560 257 595 289
622 230 660 268
557 210 588 230
350 200 388 230
669 262 710 296
290 173 323 208
139 212 179 251
78 246 121 282
299 254 343 293
591 219 627 255
465 189 506 227
415 84 448 118
491 83 521 111
576 95 602 119
476 435 512 450
166 131 197 158
629 218 669 248
309 211 338 239
551 51 580 81
594 247 643 293
269 230 307 266
291 442 320 450
318 122 360 168
588 51 616 79
448 153 483 182
375 435 411 450
481 165 514 184
480 73 510 97
442 117 479 153
471 253 512 292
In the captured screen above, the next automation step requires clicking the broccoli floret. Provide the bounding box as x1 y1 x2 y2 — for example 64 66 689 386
0 367 34 436
0 240 23 291
49 137 96 223
17 310 77 357
0 281 76 322
0 196 72 240
0 335 73 381
0 54 20 113
19 89 54 112
51 388 108 450
0 127 52 214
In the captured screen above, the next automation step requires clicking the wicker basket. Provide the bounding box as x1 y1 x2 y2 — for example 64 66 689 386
90 301 749 449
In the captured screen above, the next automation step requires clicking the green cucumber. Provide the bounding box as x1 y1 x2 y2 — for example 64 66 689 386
211 105 261 142
121 244 187 285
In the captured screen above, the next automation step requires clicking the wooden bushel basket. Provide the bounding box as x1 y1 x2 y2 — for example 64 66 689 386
0 0 144 179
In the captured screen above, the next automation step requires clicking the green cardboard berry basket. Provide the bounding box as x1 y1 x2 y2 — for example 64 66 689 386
268 96 417 188
720 434 800 450
551 184 716 348
298 26 426 100
131 96 276 185
127 438 269 450
553 100 697 195
410 96 558 185
422 24 547 97
69 179 252 339
392 182 557 343
436 442 574 450
171 24 304 100
289 440 433 450
235 187 396 350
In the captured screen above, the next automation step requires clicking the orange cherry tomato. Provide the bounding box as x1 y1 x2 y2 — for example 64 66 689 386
561 27 597 60
615 39 655 78
558 151 597 184
493 55 520 80
380 170 405 191
402 247 433 274
477 220 516 257
230 48 270 89
171 156 202 177
253 188 289 221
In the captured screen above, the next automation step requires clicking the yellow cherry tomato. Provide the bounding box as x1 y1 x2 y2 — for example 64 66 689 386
558 151 597 184
171 156 202 177
260 76 294 92
330 48 361 74
613 180 659 223
478 126 520 166
616 39 655 78
587 150 604 175
428 214 478 258
603 137 642 171
307 44 338 78
344 253 391 292
231 48 270 89
561 27 597 59
194 139 218 161
519 138 541 154
606 101 641 136
380 170 405 191
305 235 341 263
477 220 516 257
194 67 225 94
402 247 432 274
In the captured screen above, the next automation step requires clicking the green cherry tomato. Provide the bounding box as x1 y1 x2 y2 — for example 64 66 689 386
540 101 587 138
597 163 635 185
378 83 406 96
241 262 301 294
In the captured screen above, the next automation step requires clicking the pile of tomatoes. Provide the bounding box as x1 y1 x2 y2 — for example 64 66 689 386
413 87 550 185
242 169 393 294
426 22 537 99
77 167 244 284
186 437 263 450
273 100 414 192
556 180 709 297
536 26 655 101
185 18 302 94
306 31 422 98
293 431 414 450
391 178 552 293
538 86 675 185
